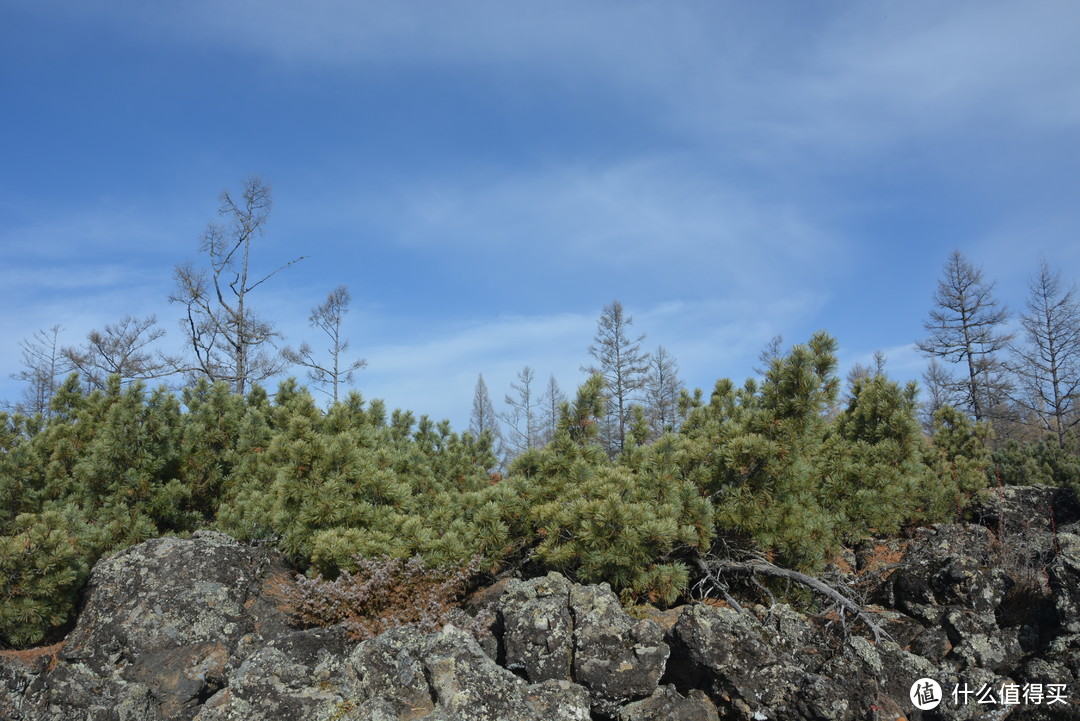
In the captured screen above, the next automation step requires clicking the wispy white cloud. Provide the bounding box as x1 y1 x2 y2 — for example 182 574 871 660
0 200 191 258
5 0 1078 423
41 1 1080 140
378 155 845 296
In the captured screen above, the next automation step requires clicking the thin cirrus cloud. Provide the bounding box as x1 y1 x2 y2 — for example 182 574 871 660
27 1 1080 174
3 1 1078 424
383 156 843 291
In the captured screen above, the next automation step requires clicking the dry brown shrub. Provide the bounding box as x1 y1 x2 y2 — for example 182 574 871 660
280 555 494 642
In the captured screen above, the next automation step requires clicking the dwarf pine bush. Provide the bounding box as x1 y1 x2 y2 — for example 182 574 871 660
991 439 1080 495
0 337 1005 647
505 378 714 606
0 510 89 646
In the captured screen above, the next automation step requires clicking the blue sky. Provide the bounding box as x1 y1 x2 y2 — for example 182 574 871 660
3 0 1079 429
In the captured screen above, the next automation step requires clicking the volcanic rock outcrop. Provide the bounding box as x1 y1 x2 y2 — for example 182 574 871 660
2 485 1079 720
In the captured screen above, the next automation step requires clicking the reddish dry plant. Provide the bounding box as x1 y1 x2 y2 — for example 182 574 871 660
0 641 64 671
283 555 494 642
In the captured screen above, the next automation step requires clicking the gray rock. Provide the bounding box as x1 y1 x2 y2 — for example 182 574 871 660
61 531 292 678
669 602 830 719
3 532 294 721
1047 533 1080 635
345 624 592 721
497 572 669 715
194 627 352 721
569 583 669 716
969 485 1080 535
617 684 719 721
498 572 575 682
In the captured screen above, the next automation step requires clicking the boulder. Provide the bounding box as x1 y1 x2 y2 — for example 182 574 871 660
667 602 852 720
569 583 669 716
498 572 575 682
497 572 669 715
4 531 293 721
969 484 1080 535
61 530 293 678
616 684 719 721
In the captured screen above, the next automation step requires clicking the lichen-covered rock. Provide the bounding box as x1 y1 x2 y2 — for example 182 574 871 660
3 531 294 721
497 572 669 715
668 603 827 719
498 572 575 682
569 583 669 716
346 624 591 721
193 627 352 721
346 626 438 719
616 684 719 721
969 485 1080 535
419 625 591 721
61 531 292 678
1047 533 1080 635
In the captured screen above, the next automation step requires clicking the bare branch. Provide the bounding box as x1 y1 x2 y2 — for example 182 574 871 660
695 555 890 644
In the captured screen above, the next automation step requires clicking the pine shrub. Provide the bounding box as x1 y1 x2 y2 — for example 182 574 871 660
0 510 89 647
991 439 1080 495
506 384 713 606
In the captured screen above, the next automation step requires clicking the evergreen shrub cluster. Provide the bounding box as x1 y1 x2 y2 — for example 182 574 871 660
990 439 1080 496
0 333 999 647
675 332 990 570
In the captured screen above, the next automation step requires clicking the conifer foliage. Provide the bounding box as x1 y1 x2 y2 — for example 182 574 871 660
0 329 1000 647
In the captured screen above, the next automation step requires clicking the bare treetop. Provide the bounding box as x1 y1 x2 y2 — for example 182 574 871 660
917 250 1012 422
171 176 305 395
582 300 650 457
1009 259 1080 447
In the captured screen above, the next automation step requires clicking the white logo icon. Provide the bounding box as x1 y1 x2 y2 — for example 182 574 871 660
911 678 943 710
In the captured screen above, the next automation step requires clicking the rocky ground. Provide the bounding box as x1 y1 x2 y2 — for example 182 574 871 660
2 485 1079 720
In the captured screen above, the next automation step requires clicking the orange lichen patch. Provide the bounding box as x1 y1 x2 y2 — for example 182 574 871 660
831 554 855 575
857 542 907 578
0 641 64 671
636 605 684 634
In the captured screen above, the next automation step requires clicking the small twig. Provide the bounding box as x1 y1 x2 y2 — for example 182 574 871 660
692 557 745 613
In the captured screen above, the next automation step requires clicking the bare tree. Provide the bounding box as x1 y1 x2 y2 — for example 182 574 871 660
845 350 887 399
917 250 1012 422
282 285 366 404
6 325 67 416
919 358 956 430
582 300 651 458
500 365 539 456
170 176 304 395
1008 260 1080 448
644 345 683 437
469 374 500 437
469 373 505 468
61 315 178 391
538 373 566 445
754 334 785 376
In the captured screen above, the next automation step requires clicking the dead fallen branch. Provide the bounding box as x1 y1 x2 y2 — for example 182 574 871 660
694 555 890 644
